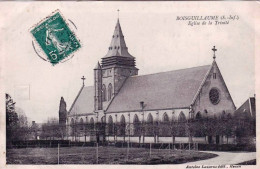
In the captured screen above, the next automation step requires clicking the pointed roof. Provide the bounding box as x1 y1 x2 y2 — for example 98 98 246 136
104 19 134 58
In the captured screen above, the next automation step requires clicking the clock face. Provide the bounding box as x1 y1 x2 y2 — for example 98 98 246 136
209 88 220 105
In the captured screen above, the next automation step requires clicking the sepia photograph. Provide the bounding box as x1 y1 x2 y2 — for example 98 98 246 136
0 1 258 167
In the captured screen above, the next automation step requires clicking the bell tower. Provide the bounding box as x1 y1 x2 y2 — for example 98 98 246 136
101 18 138 107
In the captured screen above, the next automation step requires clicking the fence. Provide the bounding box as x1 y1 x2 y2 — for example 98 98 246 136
6 142 200 164
7 141 256 164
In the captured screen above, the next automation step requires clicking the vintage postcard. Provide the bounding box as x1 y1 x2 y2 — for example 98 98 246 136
0 1 259 169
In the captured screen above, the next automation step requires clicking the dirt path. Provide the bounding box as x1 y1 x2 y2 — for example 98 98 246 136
183 151 256 165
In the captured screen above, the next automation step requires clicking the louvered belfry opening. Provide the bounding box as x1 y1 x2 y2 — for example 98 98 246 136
101 56 136 67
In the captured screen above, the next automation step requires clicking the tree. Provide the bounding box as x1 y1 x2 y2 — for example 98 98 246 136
16 107 28 127
6 94 18 126
6 93 19 145
40 117 65 140
170 120 178 144
223 114 234 143
234 113 256 144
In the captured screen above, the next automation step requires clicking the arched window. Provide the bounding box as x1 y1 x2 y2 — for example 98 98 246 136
162 113 170 122
161 113 170 136
108 83 113 100
108 115 113 135
133 114 141 136
194 112 203 137
195 112 202 120
80 118 84 131
119 115 126 136
101 116 105 123
178 112 186 122
134 114 140 123
146 113 154 136
80 118 84 123
147 113 153 123
90 117 94 130
102 84 106 101
171 111 176 122
177 112 186 137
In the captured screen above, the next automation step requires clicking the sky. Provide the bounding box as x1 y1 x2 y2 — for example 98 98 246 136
1 2 256 123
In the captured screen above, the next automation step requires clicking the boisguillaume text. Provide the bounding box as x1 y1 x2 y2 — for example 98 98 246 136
176 15 239 26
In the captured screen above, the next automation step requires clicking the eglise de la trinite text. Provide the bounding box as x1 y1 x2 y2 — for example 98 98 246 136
176 16 219 21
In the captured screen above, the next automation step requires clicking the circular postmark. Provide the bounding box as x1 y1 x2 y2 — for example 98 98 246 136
30 10 81 66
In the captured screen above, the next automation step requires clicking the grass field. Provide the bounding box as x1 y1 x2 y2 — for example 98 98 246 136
6 146 217 164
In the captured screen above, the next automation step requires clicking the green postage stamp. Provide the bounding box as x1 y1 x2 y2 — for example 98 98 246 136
30 10 81 65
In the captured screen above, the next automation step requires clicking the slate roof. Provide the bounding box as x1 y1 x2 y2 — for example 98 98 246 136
69 65 211 115
106 65 211 113
69 86 94 115
234 97 256 118
104 19 134 58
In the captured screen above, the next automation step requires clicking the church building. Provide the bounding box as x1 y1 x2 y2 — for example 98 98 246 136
66 18 236 144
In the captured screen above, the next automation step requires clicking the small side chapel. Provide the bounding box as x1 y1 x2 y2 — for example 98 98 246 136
65 18 236 144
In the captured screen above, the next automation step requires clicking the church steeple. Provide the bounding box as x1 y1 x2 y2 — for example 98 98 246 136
104 19 134 58
102 18 136 68
98 16 138 102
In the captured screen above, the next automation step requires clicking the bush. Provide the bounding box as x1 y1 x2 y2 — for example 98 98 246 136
198 143 256 152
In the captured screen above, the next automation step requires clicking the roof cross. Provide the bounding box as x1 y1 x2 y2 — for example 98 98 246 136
212 46 217 60
81 76 86 86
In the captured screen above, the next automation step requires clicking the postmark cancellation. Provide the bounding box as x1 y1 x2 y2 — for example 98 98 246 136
30 10 81 65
